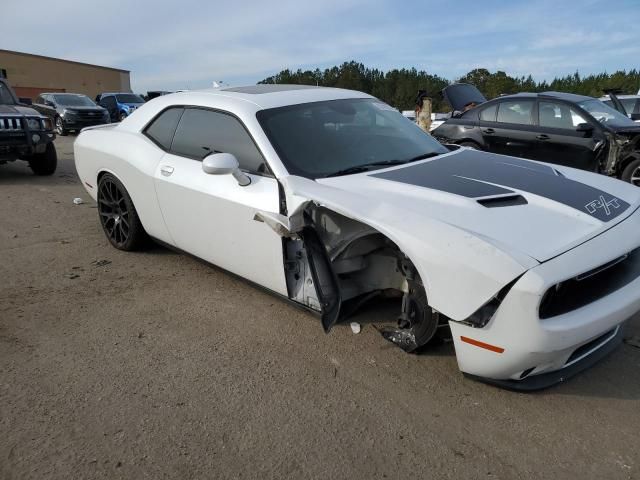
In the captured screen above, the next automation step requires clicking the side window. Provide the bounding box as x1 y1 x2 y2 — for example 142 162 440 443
496 100 534 125
171 108 268 174
144 107 184 150
35 95 44 105
479 104 497 122
539 101 587 129
101 95 115 109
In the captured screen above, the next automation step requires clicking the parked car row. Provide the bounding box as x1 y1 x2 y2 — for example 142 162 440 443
431 83 640 186
30 91 146 136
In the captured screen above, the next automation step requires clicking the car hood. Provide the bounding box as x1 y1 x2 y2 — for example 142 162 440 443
0 104 41 117
64 106 107 113
314 149 640 263
442 83 487 111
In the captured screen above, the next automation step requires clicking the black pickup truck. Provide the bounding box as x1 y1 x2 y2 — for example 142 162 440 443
0 78 57 175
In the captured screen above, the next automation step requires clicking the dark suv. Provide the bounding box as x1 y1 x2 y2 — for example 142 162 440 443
432 84 640 186
33 93 110 136
0 78 57 175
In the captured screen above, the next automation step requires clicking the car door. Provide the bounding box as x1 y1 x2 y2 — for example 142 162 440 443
482 99 538 158
535 99 600 171
33 95 56 119
152 106 288 295
100 95 118 121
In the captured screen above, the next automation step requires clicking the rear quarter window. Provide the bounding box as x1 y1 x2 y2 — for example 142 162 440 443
144 107 184 150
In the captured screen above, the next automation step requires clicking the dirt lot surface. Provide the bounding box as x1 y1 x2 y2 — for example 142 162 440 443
1 136 640 480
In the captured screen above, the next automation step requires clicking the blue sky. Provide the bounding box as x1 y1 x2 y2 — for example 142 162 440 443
1 0 638 92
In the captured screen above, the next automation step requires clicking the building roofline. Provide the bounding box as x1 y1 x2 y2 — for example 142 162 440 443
0 49 130 73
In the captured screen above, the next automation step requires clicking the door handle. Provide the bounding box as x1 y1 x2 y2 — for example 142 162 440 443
482 128 495 134
160 165 174 176
536 134 550 140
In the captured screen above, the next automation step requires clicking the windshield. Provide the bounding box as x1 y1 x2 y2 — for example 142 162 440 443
257 98 448 178
53 94 96 107
578 99 636 128
116 94 144 104
0 82 16 105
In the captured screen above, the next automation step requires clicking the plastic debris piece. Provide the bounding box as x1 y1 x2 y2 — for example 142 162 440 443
378 327 419 353
350 322 361 334
92 259 112 267
73 197 84 205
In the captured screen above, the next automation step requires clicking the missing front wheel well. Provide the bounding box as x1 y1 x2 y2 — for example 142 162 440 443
283 206 443 348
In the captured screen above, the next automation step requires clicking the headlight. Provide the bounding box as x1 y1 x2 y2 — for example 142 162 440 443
42 118 53 130
26 118 41 130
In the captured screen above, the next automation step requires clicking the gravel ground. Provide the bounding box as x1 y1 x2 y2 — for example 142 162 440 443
1 136 639 480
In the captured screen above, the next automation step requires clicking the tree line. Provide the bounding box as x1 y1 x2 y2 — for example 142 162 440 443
259 61 640 112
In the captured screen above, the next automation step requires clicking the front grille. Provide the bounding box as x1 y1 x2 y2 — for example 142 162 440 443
539 247 640 319
68 110 105 121
0 117 23 131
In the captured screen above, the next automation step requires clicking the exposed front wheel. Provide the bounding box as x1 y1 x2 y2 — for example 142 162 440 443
55 117 67 136
381 260 440 353
118 111 127 122
28 142 57 175
621 158 640 187
97 173 148 250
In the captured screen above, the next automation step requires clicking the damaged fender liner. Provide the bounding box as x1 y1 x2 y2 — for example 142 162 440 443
298 227 342 332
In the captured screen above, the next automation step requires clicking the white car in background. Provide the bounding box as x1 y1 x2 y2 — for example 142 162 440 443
75 85 640 390
600 93 640 123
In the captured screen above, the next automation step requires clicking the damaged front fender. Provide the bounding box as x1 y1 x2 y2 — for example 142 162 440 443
274 175 535 323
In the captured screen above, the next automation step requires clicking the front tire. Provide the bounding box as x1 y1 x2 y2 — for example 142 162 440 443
118 111 127 122
55 116 68 136
28 142 57 175
97 173 148 250
621 157 640 187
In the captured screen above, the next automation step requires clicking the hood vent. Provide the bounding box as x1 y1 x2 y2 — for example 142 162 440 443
477 194 527 208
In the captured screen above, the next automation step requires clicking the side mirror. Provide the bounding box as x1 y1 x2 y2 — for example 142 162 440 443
576 123 594 136
19 97 32 105
202 152 251 186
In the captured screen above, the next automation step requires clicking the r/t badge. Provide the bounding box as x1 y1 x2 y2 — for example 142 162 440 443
585 195 621 216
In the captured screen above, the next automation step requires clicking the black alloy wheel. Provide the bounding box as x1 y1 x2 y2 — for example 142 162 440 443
97 173 147 250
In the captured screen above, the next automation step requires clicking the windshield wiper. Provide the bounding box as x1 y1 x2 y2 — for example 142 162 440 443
325 160 407 178
405 152 441 162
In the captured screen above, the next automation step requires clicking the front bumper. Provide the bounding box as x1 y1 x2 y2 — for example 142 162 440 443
450 205 640 388
62 117 109 130
0 129 55 160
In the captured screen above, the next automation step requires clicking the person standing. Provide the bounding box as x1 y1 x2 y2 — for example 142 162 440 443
414 90 432 132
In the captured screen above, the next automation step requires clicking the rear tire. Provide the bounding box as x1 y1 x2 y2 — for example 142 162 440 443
97 173 148 251
28 142 57 176
621 157 640 187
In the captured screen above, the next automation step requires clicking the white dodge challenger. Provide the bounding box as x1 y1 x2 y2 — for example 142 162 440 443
74 85 640 390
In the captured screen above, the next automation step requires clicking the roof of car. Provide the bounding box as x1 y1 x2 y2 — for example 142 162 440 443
496 91 594 102
221 84 320 94
41 92 87 96
183 84 373 109
119 85 375 133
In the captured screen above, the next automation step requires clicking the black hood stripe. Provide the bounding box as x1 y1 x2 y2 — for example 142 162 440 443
370 150 630 222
